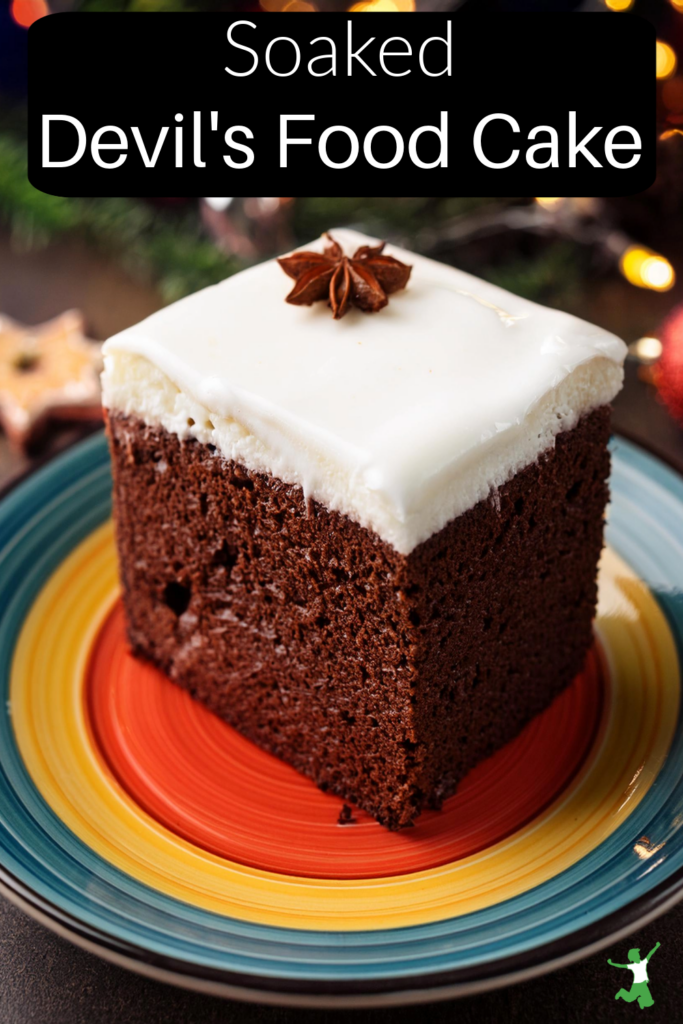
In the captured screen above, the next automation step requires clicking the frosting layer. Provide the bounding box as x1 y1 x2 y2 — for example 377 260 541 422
102 228 626 554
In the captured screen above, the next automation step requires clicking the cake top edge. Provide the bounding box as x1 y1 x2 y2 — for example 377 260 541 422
104 228 627 367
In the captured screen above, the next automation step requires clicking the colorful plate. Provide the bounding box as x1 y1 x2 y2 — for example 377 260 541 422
0 432 683 1007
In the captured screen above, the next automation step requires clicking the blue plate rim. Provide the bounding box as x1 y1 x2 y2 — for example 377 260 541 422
2 858 683 1007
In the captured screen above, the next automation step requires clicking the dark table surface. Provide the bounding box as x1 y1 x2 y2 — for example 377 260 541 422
2 241 683 1022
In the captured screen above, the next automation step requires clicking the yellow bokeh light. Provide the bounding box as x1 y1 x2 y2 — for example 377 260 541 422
629 337 663 362
643 258 676 290
657 41 677 79
349 0 415 10
605 0 634 10
670 0 683 11
660 128 683 140
535 197 564 210
620 247 676 292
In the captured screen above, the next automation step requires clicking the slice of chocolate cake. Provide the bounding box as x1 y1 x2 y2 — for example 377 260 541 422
102 228 626 830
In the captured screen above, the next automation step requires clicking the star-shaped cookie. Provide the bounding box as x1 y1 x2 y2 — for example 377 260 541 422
0 310 102 451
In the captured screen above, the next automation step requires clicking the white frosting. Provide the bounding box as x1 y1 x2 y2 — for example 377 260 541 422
102 228 626 555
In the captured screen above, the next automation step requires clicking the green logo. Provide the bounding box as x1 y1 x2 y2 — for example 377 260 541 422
607 942 661 1009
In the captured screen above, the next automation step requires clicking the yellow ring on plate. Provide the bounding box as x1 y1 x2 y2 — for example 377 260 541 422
9 522 680 930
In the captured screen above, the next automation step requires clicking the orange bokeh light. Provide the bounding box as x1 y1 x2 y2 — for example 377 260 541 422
349 0 415 10
10 0 49 29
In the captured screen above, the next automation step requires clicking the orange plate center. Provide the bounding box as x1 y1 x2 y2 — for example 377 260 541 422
86 602 603 880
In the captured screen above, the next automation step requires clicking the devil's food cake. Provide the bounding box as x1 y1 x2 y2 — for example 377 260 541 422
102 229 626 830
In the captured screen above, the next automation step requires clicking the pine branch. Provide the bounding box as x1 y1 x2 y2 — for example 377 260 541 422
0 133 240 302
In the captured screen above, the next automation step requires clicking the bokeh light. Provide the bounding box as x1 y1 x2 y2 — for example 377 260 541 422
349 0 415 10
204 198 234 212
655 307 683 426
660 128 683 139
620 247 676 292
629 337 663 362
535 197 564 210
604 0 634 10
656 41 678 80
670 0 683 12
10 0 49 28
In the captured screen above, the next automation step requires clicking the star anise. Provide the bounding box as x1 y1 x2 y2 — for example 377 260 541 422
277 233 412 320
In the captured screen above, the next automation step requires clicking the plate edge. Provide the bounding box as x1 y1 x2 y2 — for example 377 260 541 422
2 863 683 1008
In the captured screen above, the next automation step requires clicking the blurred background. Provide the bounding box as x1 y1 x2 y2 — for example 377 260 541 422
1 0 683 488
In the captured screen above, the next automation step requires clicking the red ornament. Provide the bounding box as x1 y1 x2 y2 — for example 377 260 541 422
655 304 683 426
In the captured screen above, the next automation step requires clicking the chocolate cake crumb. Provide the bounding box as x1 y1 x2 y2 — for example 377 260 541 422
338 804 357 826
106 406 612 830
